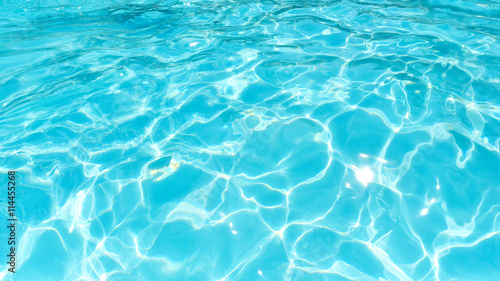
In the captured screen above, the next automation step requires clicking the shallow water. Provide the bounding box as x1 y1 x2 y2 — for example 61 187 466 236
1 0 500 280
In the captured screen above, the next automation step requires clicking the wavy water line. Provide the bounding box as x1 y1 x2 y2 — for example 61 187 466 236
1 0 499 280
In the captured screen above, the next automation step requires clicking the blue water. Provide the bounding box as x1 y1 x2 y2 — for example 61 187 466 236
1 0 500 280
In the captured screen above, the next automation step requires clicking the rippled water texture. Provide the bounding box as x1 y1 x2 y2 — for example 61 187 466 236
1 0 500 280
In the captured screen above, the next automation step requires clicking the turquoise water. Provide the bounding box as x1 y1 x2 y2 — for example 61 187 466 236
1 0 500 280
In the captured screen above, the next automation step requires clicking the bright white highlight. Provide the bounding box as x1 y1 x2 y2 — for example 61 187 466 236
356 167 374 186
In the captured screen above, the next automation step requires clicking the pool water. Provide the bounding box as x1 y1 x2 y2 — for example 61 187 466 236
1 0 500 280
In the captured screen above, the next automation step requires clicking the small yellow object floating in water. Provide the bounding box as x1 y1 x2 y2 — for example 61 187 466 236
148 158 183 181
169 159 181 170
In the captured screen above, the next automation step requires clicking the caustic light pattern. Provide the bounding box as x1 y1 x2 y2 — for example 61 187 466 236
0 0 500 280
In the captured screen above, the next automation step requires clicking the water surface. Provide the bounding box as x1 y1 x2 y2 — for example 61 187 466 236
1 0 500 280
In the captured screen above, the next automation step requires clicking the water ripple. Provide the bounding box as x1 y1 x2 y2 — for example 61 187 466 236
1 0 499 280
